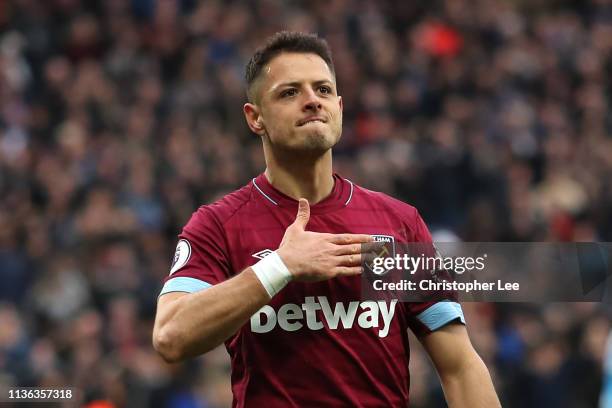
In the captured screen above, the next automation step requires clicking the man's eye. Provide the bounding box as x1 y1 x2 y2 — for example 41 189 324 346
319 86 332 94
281 89 297 98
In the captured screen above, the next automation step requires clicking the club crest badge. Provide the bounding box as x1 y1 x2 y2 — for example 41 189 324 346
368 235 396 275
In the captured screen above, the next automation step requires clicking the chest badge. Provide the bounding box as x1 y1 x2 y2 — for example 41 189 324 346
368 235 396 275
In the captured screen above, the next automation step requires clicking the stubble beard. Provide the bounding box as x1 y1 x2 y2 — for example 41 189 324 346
266 127 340 158
302 130 336 152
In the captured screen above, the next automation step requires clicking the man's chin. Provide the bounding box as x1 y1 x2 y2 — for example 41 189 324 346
299 132 339 152
282 133 338 154
266 129 341 157
304 136 336 151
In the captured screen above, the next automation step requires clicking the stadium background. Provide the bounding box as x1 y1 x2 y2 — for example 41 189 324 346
0 0 611 406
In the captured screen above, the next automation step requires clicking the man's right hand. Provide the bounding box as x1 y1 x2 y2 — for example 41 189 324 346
276 198 376 282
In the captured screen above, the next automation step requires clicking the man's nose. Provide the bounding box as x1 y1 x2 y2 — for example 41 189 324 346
302 89 322 111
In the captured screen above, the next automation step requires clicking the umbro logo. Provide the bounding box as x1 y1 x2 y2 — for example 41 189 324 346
252 249 274 260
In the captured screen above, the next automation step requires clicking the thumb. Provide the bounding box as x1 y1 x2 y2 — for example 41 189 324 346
292 198 310 230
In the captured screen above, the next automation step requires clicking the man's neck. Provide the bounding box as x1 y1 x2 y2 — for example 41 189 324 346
263 149 334 204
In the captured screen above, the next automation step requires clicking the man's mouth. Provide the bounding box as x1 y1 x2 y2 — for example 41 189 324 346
297 117 327 126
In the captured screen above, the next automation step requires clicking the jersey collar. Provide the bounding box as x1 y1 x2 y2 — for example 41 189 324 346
252 173 354 214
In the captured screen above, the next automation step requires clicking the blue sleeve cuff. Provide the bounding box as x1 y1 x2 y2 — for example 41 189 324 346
159 277 213 296
416 301 466 331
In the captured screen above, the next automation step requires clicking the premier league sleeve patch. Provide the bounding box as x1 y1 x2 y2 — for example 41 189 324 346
170 239 192 275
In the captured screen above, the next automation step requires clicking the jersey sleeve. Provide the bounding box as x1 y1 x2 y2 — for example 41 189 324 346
159 206 231 296
403 210 465 336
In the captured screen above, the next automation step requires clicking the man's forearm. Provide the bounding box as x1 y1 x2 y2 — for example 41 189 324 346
440 353 501 408
153 268 270 362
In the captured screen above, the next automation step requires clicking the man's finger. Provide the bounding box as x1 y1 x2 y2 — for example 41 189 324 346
337 254 362 266
334 243 362 256
328 234 373 245
291 198 310 230
334 242 385 256
333 266 363 276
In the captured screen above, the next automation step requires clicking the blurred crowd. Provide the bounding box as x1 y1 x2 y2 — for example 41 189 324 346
0 0 611 407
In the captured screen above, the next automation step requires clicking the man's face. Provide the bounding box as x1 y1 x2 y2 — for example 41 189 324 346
245 52 343 154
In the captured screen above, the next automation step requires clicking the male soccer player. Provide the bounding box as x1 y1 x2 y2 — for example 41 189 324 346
153 31 500 407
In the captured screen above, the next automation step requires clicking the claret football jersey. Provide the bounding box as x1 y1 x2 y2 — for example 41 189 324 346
160 173 465 407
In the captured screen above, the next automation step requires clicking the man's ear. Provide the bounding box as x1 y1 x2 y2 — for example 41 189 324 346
243 103 265 136
339 95 343 112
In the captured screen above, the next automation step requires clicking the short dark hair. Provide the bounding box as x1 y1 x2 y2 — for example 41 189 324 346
245 31 335 103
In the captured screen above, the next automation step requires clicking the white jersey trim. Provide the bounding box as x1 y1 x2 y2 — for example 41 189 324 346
252 178 279 205
344 179 354 206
